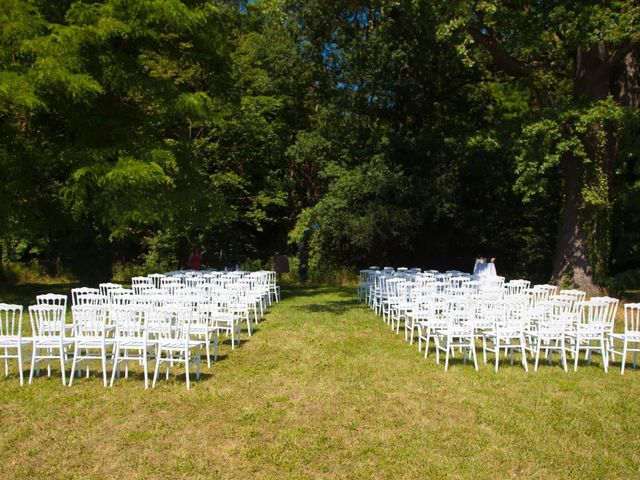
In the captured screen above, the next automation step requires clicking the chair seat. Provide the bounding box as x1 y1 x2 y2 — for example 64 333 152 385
0 336 32 347
190 325 218 335
158 340 203 350
32 337 74 348
74 338 115 348
611 332 640 342
117 339 156 349
530 331 565 339
567 331 606 339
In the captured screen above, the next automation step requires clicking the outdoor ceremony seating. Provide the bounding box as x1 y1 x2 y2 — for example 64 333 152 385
0 269 279 389
360 267 623 373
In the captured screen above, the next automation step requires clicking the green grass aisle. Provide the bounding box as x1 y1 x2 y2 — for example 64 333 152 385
0 284 639 478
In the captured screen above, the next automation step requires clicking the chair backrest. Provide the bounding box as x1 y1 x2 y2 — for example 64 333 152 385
480 276 505 292
624 303 640 334
110 290 135 306
99 283 122 297
73 293 107 306
499 297 528 331
29 304 66 338
529 284 557 307
448 276 470 290
558 289 586 307
131 276 152 286
538 298 572 333
147 273 166 289
72 305 108 338
36 293 67 312
112 305 147 340
156 306 192 341
71 287 100 306
552 290 586 315
0 304 23 337
590 296 619 329
577 300 608 330
445 298 473 331
505 279 531 296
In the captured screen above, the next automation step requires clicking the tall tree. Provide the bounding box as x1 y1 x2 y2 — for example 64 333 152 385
444 1 640 292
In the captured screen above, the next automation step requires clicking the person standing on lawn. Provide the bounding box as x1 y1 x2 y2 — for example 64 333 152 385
188 246 202 271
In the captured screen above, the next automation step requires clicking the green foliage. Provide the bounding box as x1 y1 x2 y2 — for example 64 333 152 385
606 269 640 297
1 0 640 287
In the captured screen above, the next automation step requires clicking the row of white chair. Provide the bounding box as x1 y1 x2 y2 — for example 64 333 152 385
0 271 281 389
359 268 639 373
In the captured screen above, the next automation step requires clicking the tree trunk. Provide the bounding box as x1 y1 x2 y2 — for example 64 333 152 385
551 43 612 294
550 153 602 295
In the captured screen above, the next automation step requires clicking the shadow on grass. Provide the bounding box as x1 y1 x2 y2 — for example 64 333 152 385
280 284 357 300
0 282 81 305
27 365 218 387
293 297 362 315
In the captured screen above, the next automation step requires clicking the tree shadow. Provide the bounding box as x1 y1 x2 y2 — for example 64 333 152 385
0 282 81 305
280 284 357 299
294 297 362 315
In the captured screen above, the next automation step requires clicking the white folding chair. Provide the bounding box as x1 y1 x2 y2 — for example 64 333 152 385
152 306 203 390
482 298 529 372
110 306 156 388
69 305 115 387
528 299 571 372
28 304 72 385
433 298 478 371
610 303 640 374
0 304 30 385
568 300 608 372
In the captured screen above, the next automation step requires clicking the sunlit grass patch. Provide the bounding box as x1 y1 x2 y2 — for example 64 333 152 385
0 283 638 478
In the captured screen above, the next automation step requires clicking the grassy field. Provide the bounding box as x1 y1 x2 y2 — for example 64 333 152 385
0 283 639 478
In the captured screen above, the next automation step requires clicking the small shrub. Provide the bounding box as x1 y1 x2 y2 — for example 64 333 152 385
606 269 640 297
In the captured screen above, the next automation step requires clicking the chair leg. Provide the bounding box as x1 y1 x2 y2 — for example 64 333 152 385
534 339 541 371
444 338 450 371
152 351 161 388
621 340 627 375
482 336 487 364
101 348 108 387
185 348 190 391
143 350 149 389
17 348 24 386
69 347 78 387
601 337 608 373
471 341 478 371
196 345 201 380
29 347 37 385
110 348 120 387
205 335 211 368
60 349 67 386
520 336 528 372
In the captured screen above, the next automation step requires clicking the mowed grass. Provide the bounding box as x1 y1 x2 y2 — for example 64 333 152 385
0 283 639 478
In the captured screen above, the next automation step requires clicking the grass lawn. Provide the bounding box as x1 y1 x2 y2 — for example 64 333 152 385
0 283 639 478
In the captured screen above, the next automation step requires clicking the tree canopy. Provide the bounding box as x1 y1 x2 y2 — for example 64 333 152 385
1 0 639 292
